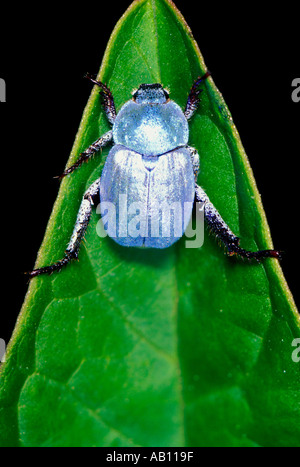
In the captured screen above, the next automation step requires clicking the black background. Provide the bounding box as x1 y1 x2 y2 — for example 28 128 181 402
0 0 299 344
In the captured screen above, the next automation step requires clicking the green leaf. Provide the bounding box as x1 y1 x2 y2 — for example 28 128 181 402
1 0 299 447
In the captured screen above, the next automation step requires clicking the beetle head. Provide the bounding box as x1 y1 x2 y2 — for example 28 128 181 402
132 83 169 104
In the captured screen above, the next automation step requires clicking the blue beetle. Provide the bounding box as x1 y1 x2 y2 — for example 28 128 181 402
100 82 195 248
29 72 280 278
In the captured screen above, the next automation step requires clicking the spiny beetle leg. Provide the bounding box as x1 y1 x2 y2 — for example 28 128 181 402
184 70 211 120
27 179 100 278
195 185 281 261
57 130 112 179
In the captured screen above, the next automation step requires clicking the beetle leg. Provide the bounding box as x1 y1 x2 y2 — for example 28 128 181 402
85 73 117 124
58 130 112 179
186 145 200 182
184 71 211 120
195 184 281 260
27 179 100 278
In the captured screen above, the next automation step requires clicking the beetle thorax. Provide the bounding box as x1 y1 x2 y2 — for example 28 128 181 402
113 98 189 157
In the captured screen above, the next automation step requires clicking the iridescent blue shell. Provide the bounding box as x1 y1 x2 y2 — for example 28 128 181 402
100 84 195 248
